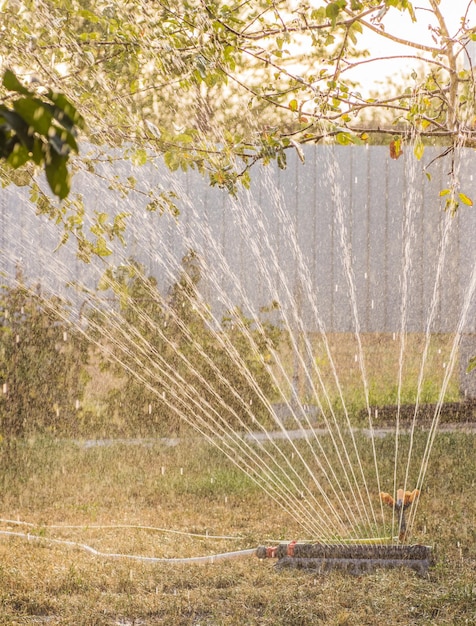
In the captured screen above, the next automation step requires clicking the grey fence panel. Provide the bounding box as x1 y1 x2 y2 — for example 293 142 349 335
1 145 475 336
455 154 476 333
295 154 317 331
420 154 445 332
367 146 389 332
309 147 335 331
350 145 370 331
327 146 354 332
402 151 424 332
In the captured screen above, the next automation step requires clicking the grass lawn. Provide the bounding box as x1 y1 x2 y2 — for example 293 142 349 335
0 431 475 625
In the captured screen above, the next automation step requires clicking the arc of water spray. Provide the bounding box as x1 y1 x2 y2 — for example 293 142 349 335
109 167 360 540
80 299 332 539
165 177 384 541
396 139 470 541
399 206 455 536
391 134 425 538
18 253 327 540
167 199 371 540
221 191 377 538
324 150 384 531
79 268 353 541
406 256 476 536
162 145 382 536
12 201 342 540
110 261 353 539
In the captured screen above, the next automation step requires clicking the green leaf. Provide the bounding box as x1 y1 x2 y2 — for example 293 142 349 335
406 1 417 22
46 91 85 130
176 132 194 144
44 151 71 200
467 356 476 373
93 236 113 257
31 138 45 165
13 98 53 136
78 9 100 23
7 143 30 169
325 1 346 27
164 150 180 171
0 106 32 148
336 131 353 145
311 7 326 20
97 212 108 226
2 69 31 95
131 148 148 166
289 99 298 112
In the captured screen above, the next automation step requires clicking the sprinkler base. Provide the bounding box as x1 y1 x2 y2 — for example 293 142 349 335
256 543 434 576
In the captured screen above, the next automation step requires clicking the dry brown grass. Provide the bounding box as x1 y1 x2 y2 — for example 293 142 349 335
0 432 475 625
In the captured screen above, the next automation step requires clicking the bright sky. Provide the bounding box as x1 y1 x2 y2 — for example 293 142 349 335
347 0 476 92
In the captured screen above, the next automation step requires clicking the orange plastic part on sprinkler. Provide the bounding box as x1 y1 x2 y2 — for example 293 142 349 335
380 488 420 541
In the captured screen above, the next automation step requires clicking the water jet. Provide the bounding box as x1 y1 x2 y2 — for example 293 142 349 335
1 144 475 571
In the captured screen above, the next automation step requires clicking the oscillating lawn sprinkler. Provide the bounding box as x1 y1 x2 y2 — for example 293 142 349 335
256 488 434 575
380 488 420 542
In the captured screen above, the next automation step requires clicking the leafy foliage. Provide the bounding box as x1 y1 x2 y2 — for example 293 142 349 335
90 254 281 436
0 272 90 439
0 70 84 199
1 0 475 200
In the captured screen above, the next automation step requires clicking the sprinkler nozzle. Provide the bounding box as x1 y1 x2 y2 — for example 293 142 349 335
380 488 420 541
